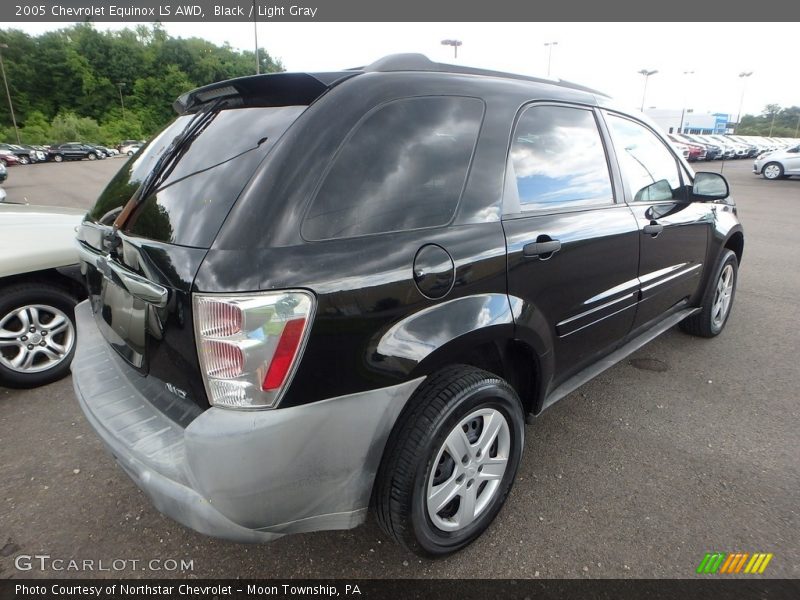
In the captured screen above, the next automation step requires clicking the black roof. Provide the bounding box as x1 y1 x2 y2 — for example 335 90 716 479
356 53 609 97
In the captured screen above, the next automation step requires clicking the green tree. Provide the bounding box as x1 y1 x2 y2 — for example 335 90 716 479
739 105 800 137
49 112 101 143
19 110 51 144
0 24 284 145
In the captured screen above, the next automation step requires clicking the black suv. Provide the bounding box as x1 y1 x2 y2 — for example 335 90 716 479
48 142 101 162
72 54 744 557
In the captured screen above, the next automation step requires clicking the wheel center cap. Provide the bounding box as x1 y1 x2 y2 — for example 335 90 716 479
466 464 478 478
29 332 42 344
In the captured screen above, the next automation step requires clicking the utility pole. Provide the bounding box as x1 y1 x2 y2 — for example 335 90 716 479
116 82 126 120
638 69 658 112
0 43 20 144
768 110 777 137
544 41 558 77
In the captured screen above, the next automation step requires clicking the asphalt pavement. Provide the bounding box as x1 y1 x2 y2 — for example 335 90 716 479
0 157 798 579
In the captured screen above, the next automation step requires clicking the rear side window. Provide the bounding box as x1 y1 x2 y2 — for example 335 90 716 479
606 114 686 203
507 104 613 212
302 96 484 241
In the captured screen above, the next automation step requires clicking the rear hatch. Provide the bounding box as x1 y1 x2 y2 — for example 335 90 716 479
76 72 350 420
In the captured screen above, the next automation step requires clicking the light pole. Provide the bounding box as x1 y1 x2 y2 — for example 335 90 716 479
544 41 558 77
795 114 800 138
253 0 260 74
116 82 126 120
638 69 658 112
678 70 694 134
441 39 462 59
0 43 20 144
734 71 753 134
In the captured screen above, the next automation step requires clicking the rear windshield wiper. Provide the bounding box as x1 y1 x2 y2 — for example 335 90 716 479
111 98 227 236
140 97 227 199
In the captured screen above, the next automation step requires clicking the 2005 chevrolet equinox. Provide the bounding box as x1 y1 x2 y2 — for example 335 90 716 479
72 54 744 557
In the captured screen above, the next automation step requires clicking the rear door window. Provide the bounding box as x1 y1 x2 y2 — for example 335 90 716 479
507 104 614 213
301 96 484 241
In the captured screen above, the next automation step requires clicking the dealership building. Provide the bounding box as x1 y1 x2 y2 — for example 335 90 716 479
644 109 732 135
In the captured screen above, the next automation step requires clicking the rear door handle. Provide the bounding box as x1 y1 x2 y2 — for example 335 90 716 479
523 239 561 259
76 240 169 308
643 222 664 236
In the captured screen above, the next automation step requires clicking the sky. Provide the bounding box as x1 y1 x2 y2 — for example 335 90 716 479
12 21 797 119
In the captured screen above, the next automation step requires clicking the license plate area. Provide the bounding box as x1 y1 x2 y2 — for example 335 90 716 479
95 276 148 369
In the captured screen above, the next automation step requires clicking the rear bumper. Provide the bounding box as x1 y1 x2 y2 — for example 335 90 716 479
71 300 423 543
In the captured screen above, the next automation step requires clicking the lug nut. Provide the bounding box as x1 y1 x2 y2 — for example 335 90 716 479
27 344 34 350
478 465 483 472
42 331 48 336
462 455 468 465
29 327 36 332
39 341 46 346
21 336 28 341
476 450 482 458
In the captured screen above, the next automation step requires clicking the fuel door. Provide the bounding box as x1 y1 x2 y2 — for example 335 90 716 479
413 244 455 299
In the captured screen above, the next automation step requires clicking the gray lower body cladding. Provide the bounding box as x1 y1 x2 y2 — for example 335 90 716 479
70 300 423 542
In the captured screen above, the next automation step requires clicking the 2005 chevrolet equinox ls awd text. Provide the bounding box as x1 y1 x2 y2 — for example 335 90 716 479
72 54 744 557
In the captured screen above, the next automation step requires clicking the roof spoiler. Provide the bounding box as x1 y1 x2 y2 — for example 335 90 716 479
173 71 358 114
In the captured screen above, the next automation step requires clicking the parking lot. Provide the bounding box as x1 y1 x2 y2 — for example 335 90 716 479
0 158 798 579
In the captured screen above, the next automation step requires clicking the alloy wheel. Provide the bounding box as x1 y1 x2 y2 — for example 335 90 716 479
0 304 75 374
763 164 782 179
711 264 734 329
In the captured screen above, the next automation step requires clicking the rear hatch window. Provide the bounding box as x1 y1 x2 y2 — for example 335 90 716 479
88 104 306 248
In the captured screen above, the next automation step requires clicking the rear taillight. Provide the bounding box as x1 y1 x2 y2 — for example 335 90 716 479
193 291 315 409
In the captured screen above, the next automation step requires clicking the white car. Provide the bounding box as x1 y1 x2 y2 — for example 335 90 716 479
753 144 800 180
0 203 86 387
119 143 143 156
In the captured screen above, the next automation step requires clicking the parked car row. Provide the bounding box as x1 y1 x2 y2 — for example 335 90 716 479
0 143 47 164
665 133 799 163
0 140 145 167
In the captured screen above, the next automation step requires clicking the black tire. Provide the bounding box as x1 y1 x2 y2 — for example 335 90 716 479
680 249 738 338
0 158 7 167
53 154 63 162
18 155 30 165
762 162 784 180
374 365 525 557
127 150 134 156
0 283 79 389
87 152 97 161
